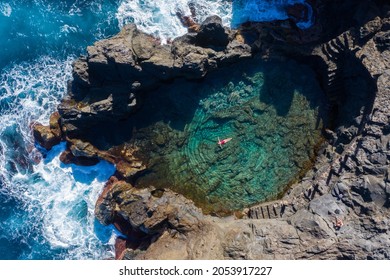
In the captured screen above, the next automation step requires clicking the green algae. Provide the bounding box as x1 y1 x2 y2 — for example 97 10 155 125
131 58 327 213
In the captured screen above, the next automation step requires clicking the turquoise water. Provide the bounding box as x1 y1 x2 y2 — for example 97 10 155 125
0 0 317 259
133 59 326 213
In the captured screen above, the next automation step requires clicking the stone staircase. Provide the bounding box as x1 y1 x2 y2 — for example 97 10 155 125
247 201 286 219
320 33 351 114
247 33 357 221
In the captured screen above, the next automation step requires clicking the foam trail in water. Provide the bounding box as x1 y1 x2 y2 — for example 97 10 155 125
0 56 116 259
116 0 232 43
116 0 313 43
0 55 73 188
0 2 12 17
33 143 116 259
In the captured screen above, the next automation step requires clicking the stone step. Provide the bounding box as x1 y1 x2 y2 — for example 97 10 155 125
327 92 342 101
327 74 343 83
331 38 344 50
325 43 340 59
343 33 351 49
328 75 343 84
335 36 346 50
327 91 343 101
327 83 344 92
328 64 338 73
327 95 339 102
322 45 335 61
248 202 284 219
327 79 343 89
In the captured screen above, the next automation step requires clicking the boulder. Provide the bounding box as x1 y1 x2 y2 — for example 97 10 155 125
69 139 99 159
95 180 203 235
95 178 132 225
59 149 99 166
115 160 146 180
32 123 60 150
49 111 62 139
196 15 229 48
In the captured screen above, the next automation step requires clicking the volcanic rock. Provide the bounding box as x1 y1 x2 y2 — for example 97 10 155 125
32 123 60 150
58 17 251 139
95 180 203 236
195 15 230 48
49 111 62 139
59 149 99 166
44 0 390 260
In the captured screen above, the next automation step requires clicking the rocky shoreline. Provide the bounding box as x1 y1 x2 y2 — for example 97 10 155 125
33 0 390 259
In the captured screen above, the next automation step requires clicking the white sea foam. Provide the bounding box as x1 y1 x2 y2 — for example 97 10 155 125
0 55 116 259
60 24 79 34
32 143 116 258
0 2 12 17
116 0 313 43
0 0 315 259
0 55 73 189
0 56 73 126
116 0 232 43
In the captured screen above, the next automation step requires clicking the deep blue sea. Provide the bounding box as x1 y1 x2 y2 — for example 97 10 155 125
0 0 312 259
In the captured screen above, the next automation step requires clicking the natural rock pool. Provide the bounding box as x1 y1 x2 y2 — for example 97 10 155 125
126 58 327 213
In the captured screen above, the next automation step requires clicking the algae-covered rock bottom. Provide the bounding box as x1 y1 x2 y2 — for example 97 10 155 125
127 58 327 213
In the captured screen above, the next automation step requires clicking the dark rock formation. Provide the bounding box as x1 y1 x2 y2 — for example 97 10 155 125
34 0 390 259
59 149 99 166
95 177 203 234
58 18 251 141
196 15 230 48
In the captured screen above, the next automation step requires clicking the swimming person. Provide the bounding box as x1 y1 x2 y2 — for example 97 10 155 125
218 137 232 148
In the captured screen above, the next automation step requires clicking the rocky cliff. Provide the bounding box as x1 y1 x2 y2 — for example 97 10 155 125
33 0 390 259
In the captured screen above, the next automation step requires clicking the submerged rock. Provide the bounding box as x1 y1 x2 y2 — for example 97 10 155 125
35 0 390 260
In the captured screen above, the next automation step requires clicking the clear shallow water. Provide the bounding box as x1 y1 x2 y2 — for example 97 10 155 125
132 59 326 213
0 0 316 259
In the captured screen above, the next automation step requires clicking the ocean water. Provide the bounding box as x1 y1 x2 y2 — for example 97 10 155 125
116 0 313 43
0 0 121 260
232 0 313 28
0 0 315 259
